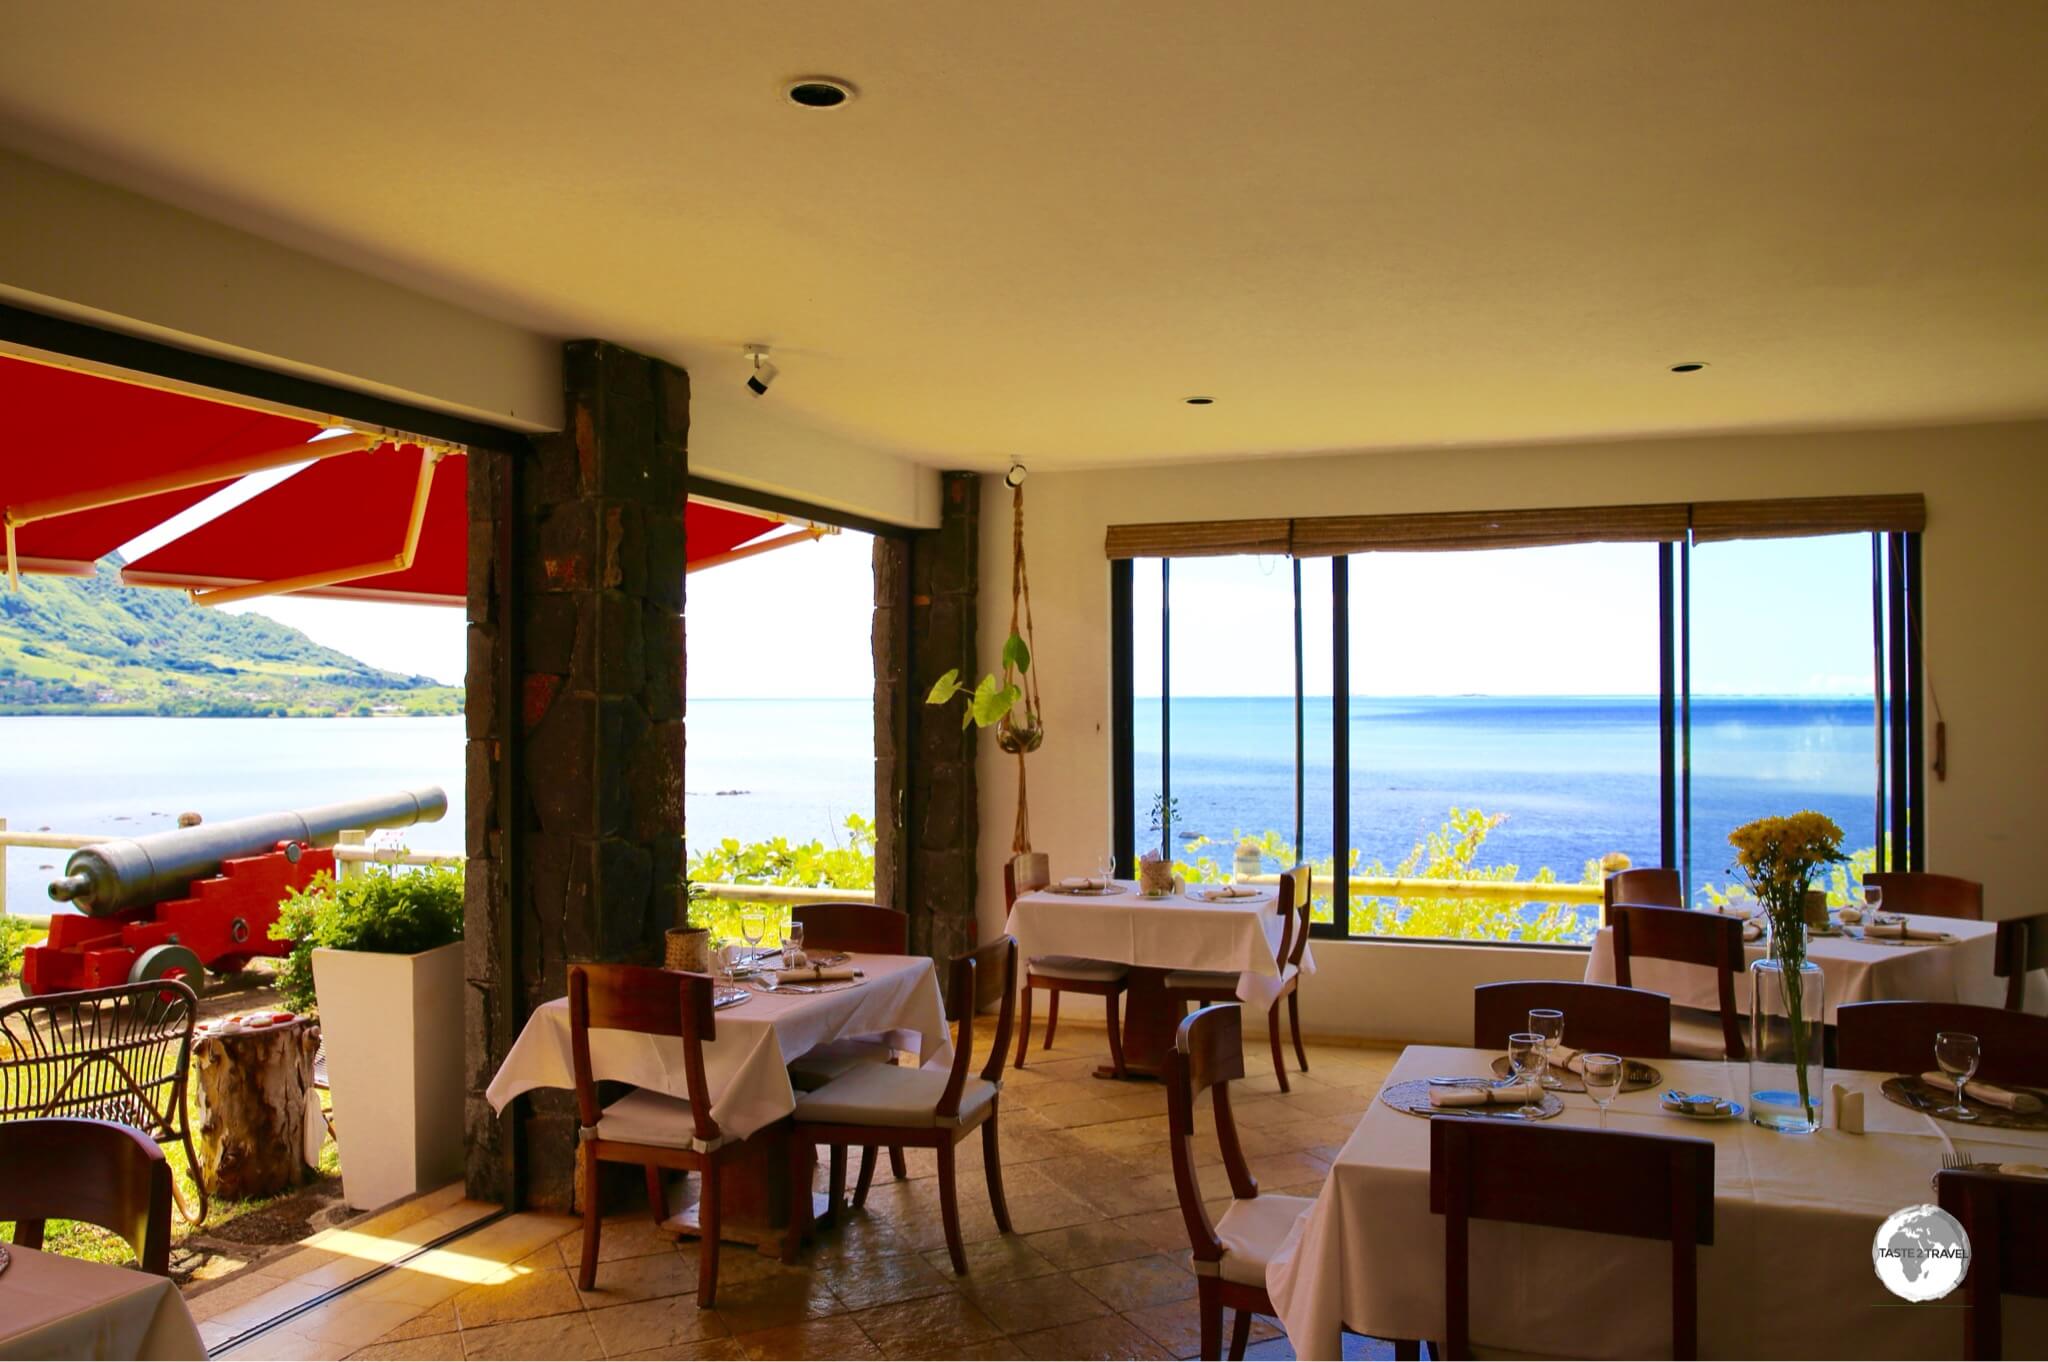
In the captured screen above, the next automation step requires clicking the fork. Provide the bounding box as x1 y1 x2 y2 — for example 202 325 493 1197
1941 1151 1978 1171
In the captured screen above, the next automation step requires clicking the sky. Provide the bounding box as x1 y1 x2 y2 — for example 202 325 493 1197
1135 533 1882 697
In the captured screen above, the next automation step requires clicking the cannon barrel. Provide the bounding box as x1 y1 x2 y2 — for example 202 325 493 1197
48 786 448 915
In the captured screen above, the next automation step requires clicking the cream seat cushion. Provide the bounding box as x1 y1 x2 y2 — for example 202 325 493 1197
787 1037 894 1092
1211 1193 1316 1287
794 1064 1000 1129
591 1089 724 1153
1029 956 1129 983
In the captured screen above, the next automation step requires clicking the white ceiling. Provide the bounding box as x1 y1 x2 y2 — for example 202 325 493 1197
2 1 2045 470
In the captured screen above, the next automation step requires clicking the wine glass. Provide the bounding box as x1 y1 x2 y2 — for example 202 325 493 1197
712 941 738 990
1862 883 1884 916
1528 1008 1566 1089
784 920 807 970
1581 1053 1625 1128
1935 1031 1980 1121
739 906 768 971
1097 850 1118 890
1507 1032 1547 1116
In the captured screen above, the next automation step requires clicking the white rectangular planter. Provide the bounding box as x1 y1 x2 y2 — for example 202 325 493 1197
312 940 466 1211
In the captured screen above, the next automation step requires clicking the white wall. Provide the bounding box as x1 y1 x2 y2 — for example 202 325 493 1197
0 148 943 530
974 420 2048 1041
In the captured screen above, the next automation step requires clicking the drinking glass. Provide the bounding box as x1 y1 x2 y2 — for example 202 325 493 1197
1507 1032 1547 1115
739 907 768 970
1097 850 1118 889
1528 1008 1566 1089
784 920 806 969
1581 1053 1625 1128
1935 1030 1981 1121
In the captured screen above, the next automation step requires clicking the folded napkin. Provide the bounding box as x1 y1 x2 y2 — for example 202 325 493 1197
1837 906 1865 925
1709 902 1757 920
1919 1073 2043 1113
1202 884 1260 900
1544 1044 1584 1076
1741 921 1763 942
1865 920 1951 942
772 965 862 984
1431 1080 1541 1108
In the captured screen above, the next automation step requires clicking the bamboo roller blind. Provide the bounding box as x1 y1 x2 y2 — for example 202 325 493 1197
1104 493 1924 559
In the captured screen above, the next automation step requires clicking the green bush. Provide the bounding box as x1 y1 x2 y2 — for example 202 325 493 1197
685 814 875 940
268 864 465 1013
0 914 42 981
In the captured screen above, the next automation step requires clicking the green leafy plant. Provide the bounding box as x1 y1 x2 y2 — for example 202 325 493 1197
684 814 876 939
0 914 42 981
268 864 465 1013
925 632 1033 729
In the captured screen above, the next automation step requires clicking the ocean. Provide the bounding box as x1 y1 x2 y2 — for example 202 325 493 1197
1 696 1880 920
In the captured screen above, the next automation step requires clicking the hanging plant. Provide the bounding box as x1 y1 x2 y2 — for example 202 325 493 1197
925 469 1043 851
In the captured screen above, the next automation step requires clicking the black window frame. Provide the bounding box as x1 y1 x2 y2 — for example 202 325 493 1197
1113 530 1926 944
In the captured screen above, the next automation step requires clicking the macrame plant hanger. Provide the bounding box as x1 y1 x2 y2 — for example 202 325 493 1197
1004 480 1044 854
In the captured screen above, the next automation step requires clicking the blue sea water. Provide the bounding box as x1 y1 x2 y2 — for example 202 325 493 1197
2 697 1881 924
1137 695 1885 904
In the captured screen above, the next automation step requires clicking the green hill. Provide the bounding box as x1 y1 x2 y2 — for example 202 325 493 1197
0 563 462 717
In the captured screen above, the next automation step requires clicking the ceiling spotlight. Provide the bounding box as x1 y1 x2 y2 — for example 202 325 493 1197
1184 396 1215 405
1669 362 1708 374
745 345 778 396
1004 463 1028 489
784 77 856 109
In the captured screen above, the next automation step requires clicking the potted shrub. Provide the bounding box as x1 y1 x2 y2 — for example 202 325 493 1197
273 864 465 1211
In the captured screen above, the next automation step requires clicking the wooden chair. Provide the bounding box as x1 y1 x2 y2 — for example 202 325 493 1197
1865 871 1984 921
568 963 734 1304
0 978 207 1223
1007 853 1131 1074
1603 867 1683 919
1610 903 1746 1061
1430 1119 1714 1360
784 902 911 1186
788 936 1019 1274
1472 981 1672 1058
1994 912 2048 1012
0 1117 174 1275
1165 865 1312 1092
1836 1002 2048 1085
1937 1167 2048 1360
1168 1003 1385 1361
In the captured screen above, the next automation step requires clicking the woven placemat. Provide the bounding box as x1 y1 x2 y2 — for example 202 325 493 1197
1488 1055 1661 1094
1881 1076 2048 1131
1380 1077 1566 1120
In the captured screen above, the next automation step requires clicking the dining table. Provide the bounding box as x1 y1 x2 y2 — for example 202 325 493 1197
1266 1043 2048 1359
485 952 949 1251
1582 908 2004 1021
1004 878 1313 1078
0 1242 203 1361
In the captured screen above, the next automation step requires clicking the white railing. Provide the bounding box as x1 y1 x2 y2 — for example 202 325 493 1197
0 819 871 922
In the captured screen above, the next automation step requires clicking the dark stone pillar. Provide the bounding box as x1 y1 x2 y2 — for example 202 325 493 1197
903 472 980 964
871 536 909 913
465 340 688 1209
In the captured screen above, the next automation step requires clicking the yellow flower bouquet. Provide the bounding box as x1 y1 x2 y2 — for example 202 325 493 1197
1728 811 1845 1131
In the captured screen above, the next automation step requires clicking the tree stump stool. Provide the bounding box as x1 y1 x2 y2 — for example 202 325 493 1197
192 1019 322 1201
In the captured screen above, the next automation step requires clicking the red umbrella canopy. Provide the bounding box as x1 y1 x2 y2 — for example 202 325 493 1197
123 442 791 605
0 353 322 574
123 440 467 604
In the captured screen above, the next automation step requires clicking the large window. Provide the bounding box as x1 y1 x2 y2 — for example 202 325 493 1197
1111 501 1925 946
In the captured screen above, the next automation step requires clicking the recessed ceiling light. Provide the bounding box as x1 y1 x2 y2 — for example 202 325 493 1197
1184 396 1215 405
784 77 856 109
1669 362 1708 374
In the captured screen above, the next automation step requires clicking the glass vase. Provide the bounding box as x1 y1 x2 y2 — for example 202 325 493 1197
1748 926 1825 1132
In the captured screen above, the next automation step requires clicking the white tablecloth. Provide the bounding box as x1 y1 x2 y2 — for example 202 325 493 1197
1267 1044 2048 1359
484 954 951 1140
0 1244 202 1361
1004 882 1314 1010
1583 911 2005 1022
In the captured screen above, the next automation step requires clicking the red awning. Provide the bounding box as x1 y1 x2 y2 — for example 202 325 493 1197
0 353 324 575
7 353 797 604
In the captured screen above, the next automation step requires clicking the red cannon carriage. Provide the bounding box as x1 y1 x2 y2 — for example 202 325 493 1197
22 787 447 997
